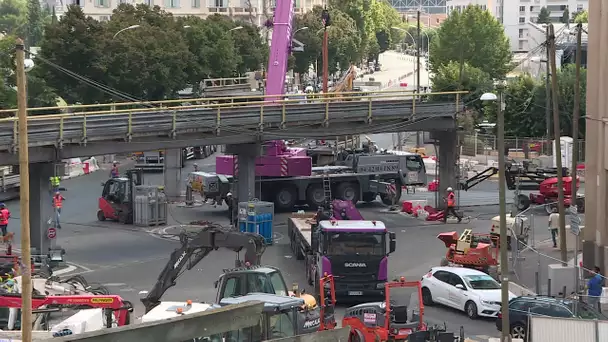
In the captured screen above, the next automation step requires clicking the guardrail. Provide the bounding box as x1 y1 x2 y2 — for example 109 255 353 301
0 90 466 153
0 174 19 191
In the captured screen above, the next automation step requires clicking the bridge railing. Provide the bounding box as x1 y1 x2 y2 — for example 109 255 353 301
0 90 466 151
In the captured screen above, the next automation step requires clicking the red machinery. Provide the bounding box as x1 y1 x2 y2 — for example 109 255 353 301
529 176 584 214
0 293 133 327
319 273 337 331
437 229 499 273
97 169 143 224
342 277 427 341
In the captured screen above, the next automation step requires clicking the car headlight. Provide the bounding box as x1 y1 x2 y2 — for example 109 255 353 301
376 283 385 289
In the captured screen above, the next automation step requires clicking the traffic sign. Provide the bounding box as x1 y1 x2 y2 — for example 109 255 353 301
47 227 57 239
569 206 581 236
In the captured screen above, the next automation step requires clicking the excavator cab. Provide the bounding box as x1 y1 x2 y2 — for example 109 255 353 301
214 265 290 302
220 293 320 341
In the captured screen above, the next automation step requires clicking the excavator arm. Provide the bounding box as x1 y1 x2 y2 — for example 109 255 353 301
141 224 266 313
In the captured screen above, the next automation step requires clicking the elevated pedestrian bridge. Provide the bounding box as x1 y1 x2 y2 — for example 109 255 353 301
0 90 466 163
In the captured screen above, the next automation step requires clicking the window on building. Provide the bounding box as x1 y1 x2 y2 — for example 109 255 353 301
519 29 524 38
94 0 110 8
577 4 584 11
560 5 567 10
118 0 127 4
214 0 224 7
144 0 153 5
99 15 109 21
518 41 525 50
519 6 525 12
519 17 525 23
191 0 200 7
165 0 179 8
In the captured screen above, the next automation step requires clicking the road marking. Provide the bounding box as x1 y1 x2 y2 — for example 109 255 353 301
53 265 76 275
66 262 93 272
102 283 127 287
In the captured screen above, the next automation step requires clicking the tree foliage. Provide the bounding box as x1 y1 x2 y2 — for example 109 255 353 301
537 7 551 24
485 66 587 138
430 61 493 113
0 0 26 36
33 4 267 105
560 8 569 24
573 10 588 23
27 0 44 47
429 5 511 81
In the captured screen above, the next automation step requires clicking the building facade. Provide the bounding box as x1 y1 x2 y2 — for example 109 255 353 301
55 0 322 25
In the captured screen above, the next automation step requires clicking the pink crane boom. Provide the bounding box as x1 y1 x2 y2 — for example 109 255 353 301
265 0 295 99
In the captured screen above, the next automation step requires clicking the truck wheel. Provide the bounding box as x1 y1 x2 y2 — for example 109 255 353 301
336 182 359 205
274 185 297 211
362 192 377 203
576 197 585 213
306 184 326 208
96 210 106 221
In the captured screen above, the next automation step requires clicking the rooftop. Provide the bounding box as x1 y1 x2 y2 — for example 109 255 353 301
319 220 387 231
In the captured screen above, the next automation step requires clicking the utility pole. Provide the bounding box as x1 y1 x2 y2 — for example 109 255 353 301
496 85 510 342
415 10 422 148
545 28 551 140
16 37 33 342
571 22 583 293
321 8 330 94
548 24 568 264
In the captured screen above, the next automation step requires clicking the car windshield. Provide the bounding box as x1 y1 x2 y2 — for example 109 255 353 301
464 274 501 290
325 232 385 256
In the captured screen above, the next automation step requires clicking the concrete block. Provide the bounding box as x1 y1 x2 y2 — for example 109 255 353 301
509 282 536 296
548 264 577 295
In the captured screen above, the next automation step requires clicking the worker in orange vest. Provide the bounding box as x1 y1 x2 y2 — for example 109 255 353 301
52 191 65 229
443 187 462 223
0 203 10 237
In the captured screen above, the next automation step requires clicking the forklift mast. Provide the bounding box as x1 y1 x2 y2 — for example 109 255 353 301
125 169 143 203
140 223 266 313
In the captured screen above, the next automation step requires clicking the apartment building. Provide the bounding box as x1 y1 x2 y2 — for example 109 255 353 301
502 0 587 52
389 0 447 14
55 0 322 25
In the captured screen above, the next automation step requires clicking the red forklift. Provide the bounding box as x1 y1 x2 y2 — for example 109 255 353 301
342 277 428 341
97 169 143 224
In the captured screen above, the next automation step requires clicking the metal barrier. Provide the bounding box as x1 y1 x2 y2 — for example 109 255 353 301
47 301 264 342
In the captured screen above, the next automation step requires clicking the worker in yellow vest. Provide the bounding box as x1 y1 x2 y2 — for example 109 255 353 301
50 176 61 192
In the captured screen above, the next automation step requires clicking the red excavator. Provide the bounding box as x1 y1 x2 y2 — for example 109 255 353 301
437 229 499 273
0 293 133 330
342 277 427 341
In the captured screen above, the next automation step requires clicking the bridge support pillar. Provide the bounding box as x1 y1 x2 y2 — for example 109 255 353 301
163 149 183 201
29 162 54 254
226 143 260 201
437 131 458 209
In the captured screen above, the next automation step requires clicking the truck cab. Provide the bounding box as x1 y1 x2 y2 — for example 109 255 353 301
219 293 321 340
214 265 290 302
312 220 396 299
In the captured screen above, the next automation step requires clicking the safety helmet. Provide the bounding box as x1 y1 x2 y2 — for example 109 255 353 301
446 187 453 192
227 192 232 197
112 161 118 165
55 191 61 195
0 202 4 207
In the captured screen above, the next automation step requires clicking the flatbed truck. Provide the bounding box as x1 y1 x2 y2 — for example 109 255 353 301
287 214 396 299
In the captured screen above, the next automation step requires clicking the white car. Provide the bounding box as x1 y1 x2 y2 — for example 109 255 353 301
420 266 516 319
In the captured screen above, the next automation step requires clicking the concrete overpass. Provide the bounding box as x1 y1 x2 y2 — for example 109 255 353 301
0 90 464 254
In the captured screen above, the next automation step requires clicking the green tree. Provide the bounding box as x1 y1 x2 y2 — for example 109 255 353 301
37 5 109 104
430 61 493 113
429 5 511 80
204 14 267 75
26 0 44 47
560 8 569 24
573 10 588 23
0 0 26 36
104 4 193 100
537 7 551 24
179 15 240 93
500 75 545 137
292 9 323 75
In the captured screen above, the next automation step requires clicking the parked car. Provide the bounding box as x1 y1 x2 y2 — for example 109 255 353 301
496 295 608 341
421 266 516 319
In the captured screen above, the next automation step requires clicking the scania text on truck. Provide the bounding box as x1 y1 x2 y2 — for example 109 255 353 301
288 215 396 299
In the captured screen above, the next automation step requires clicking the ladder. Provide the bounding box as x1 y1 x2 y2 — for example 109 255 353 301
322 173 332 205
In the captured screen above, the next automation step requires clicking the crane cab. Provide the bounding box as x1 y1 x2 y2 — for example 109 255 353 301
214 265 290 302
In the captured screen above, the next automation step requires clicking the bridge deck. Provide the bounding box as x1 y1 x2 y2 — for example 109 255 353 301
0 91 465 161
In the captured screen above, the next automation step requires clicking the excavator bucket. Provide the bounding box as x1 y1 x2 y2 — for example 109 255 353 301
437 231 459 248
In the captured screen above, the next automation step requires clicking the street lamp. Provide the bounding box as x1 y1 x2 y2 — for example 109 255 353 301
293 26 309 35
113 24 141 39
480 89 510 342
